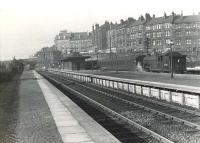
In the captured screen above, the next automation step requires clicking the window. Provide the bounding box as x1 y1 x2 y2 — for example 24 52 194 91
153 32 156 38
127 28 130 34
165 31 170 37
138 32 142 38
176 40 181 45
157 24 162 29
152 25 156 30
186 39 192 45
146 26 151 30
152 40 156 46
146 33 151 38
186 31 191 36
157 40 162 46
157 32 162 37
166 39 170 44
165 23 171 29
132 34 135 39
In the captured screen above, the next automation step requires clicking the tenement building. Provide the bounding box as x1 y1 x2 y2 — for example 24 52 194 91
69 32 92 54
92 21 111 52
105 12 200 59
37 46 62 69
145 12 180 54
173 14 200 52
54 31 93 55
54 30 71 53
126 16 146 53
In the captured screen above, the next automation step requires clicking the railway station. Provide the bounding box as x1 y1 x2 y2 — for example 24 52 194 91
1 67 200 143
1 2 200 142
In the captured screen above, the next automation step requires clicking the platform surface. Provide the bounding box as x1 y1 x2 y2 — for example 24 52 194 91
0 70 121 143
76 70 200 93
0 71 63 143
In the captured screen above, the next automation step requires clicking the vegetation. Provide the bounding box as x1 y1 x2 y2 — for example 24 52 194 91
0 58 24 83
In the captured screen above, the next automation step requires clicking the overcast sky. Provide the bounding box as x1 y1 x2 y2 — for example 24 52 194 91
0 0 200 61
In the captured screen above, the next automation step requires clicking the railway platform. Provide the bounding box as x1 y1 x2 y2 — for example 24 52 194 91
0 70 120 143
78 70 200 87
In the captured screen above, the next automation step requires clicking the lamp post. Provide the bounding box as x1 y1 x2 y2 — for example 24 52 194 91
168 40 174 78
109 30 113 70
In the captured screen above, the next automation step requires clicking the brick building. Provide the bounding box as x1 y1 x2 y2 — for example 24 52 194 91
173 14 200 66
145 12 180 54
105 12 200 65
54 30 71 53
126 16 146 53
92 21 111 52
37 46 62 69
69 32 93 54
54 31 93 55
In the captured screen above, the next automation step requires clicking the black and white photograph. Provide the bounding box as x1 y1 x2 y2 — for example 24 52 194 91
1 0 200 142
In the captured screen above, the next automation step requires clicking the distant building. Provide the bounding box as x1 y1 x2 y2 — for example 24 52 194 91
37 46 62 69
105 12 200 64
61 53 90 70
145 12 180 54
173 14 200 51
54 30 93 55
173 14 200 66
114 19 128 53
92 21 111 52
126 16 146 53
54 30 72 53
69 32 93 54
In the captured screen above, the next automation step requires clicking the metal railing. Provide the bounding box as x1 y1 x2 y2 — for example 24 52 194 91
47 69 200 109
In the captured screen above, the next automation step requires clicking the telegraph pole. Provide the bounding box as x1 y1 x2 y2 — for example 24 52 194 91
169 40 174 78
109 27 113 70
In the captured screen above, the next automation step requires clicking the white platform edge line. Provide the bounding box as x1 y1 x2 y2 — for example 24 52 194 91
33 71 94 143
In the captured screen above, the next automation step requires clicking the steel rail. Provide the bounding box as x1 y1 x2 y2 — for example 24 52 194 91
77 82 200 130
42 72 174 143
47 72 200 130
89 82 200 116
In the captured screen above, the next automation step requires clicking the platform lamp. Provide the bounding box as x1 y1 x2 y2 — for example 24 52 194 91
168 40 174 78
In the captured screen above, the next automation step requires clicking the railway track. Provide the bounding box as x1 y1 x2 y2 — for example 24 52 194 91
41 72 159 143
40 71 200 143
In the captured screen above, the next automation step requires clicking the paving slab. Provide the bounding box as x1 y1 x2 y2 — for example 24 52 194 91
34 71 121 143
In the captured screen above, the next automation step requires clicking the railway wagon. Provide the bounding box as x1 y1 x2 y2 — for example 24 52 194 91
98 53 137 71
143 52 186 73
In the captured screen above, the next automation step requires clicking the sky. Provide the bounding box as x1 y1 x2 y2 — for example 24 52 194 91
0 0 200 61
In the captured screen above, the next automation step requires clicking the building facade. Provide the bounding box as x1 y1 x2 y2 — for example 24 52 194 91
92 21 111 52
37 46 62 69
69 32 93 54
145 12 180 54
173 14 200 66
106 13 200 58
54 31 93 55
126 16 146 53
54 30 72 53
